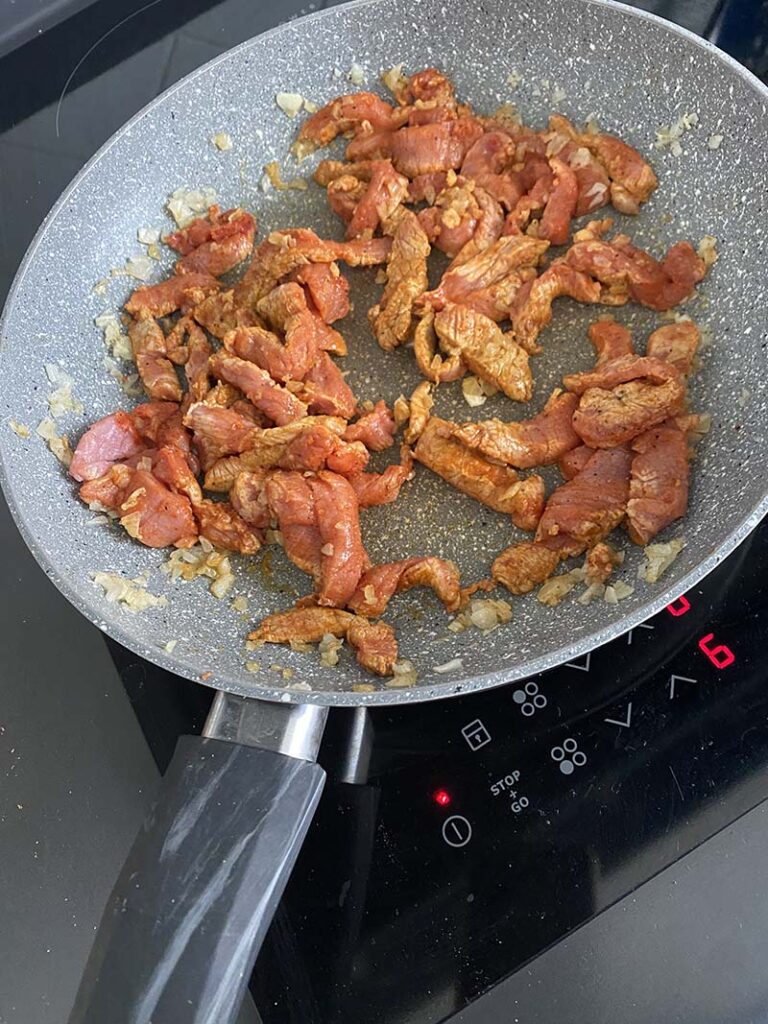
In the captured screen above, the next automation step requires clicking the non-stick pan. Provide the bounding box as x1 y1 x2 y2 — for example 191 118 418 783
1 0 766 1020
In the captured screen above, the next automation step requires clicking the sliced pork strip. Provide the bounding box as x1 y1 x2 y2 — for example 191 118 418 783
492 542 560 594
70 411 145 482
646 320 700 376
344 401 396 451
348 557 462 618
209 351 308 425
118 469 197 549
434 303 532 401
128 317 182 403
125 272 220 319
626 419 690 545
588 318 634 366
307 471 368 607
369 207 431 352
192 499 263 554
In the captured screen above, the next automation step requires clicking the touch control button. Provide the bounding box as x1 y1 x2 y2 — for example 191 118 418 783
442 815 472 848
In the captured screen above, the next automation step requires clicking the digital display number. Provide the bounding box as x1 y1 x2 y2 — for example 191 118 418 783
664 596 736 668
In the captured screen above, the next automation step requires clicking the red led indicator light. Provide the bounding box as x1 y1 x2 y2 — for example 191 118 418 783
698 633 736 669
666 595 691 617
433 789 452 807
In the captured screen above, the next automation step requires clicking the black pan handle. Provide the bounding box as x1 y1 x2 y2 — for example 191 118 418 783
69 718 326 1024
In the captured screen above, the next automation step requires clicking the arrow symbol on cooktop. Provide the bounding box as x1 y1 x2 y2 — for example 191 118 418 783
668 674 698 699
604 702 633 729
565 651 591 672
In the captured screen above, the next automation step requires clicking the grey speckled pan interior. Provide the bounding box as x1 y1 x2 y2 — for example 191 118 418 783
1 0 766 706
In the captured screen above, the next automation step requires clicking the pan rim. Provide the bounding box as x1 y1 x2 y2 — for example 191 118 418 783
1 0 767 707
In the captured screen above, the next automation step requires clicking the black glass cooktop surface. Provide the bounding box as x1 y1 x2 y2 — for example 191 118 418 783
0 1 767 1023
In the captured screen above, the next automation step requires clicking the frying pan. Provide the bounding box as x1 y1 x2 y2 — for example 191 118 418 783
1 0 766 1019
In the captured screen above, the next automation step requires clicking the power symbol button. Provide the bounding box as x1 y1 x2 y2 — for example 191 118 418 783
442 815 472 848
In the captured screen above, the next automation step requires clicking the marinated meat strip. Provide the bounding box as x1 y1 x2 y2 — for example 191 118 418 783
128 318 182 403
169 207 256 277
403 381 434 445
230 469 270 527
492 542 560 594
348 557 462 617
69 411 145 482
348 449 414 507
588 317 634 365
183 403 261 456
535 446 633 557
300 351 357 419
79 463 133 510
209 351 308 425
626 419 690 545
369 207 430 351
125 272 220 319
511 264 602 353
538 157 578 245
584 541 623 584
460 131 522 210
192 499 263 554
118 469 197 549
413 309 466 382
645 320 700 375
414 418 545 530
566 355 686 448
153 444 203 504
345 159 409 240
328 175 371 224
387 118 484 177
448 186 505 267
344 401 396 451
289 262 350 323
421 235 549 320
265 471 323 580
453 390 580 468
315 159 377 185
546 117 611 216
166 318 212 407
132 401 198 472
408 170 450 203
248 607 398 676
434 303 532 401
558 444 595 480
418 182 482 257
306 471 368 607
297 92 409 151
192 288 262 341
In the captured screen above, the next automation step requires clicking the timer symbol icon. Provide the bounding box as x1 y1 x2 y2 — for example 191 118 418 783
512 681 548 717
551 737 587 775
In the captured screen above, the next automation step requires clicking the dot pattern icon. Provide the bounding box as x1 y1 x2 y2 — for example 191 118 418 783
550 738 587 775
512 681 548 717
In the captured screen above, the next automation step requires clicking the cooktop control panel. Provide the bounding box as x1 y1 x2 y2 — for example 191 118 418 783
252 521 768 1024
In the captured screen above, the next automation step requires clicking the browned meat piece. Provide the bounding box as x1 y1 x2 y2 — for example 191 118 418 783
314 159 377 186
434 304 532 401
584 541 622 584
588 318 634 365
183 403 261 456
387 118 484 177
344 401 396 451
210 351 308 425
414 418 545 530
173 319 212 407
125 272 220 319
460 131 522 210
453 390 580 468
492 542 560 594
369 207 430 351
566 355 687 448
327 175 369 224
646 320 700 375
171 208 256 277
538 157 578 245
128 318 182 402
413 309 466 382
448 186 505 267
118 469 197 549
348 557 462 617
626 419 690 545
153 445 203 505
132 401 198 473
230 470 270 527
581 130 658 214
192 499 263 554
306 471 368 607
546 117 611 216
401 67 458 107
345 159 409 240
289 262 350 324
408 170 450 203
70 411 145 482
421 235 549 321
535 446 633 557
418 182 482 257
564 236 707 311
192 288 262 341
300 351 357 419
265 470 323 580
558 444 595 480
248 606 398 676
511 264 602 353
348 448 414 508
297 92 409 151
347 618 398 676
79 463 133 510
403 381 434 445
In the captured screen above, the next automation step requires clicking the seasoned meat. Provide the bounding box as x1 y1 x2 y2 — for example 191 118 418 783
434 303 532 401
192 288 262 341
347 618 399 676
192 499 263 554
566 355 686 448
297 92 408 150
209 351 308 425
453 390 580 468
348 556 462 617
413 309 466 382
344 401 396 451
511 264 602 353
79 463 133 510
153 444 203 504
646 320 700 376
170 318 212 406
492 542 560 594
403 381 434 445
558 444 595 480
626 419 690 545
389 118 484 177
419 182 482 257
171 208 256 277
588 317 634 366
306 471 368 607
132 401 197 472
119 469 197 549
538 157 578 245
289 262 350 323
265 470 322 580
300 351 357 419
250 606 354 642
580 129 658 214
70 411 145 482
535 446 633 556
345 159 409 240
546 118 611 216
125 272 220 319
183 403 261 456
414 418 545 530
460 131 522 210
348 448 414 508
369 207 430 351
128 317 182 402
